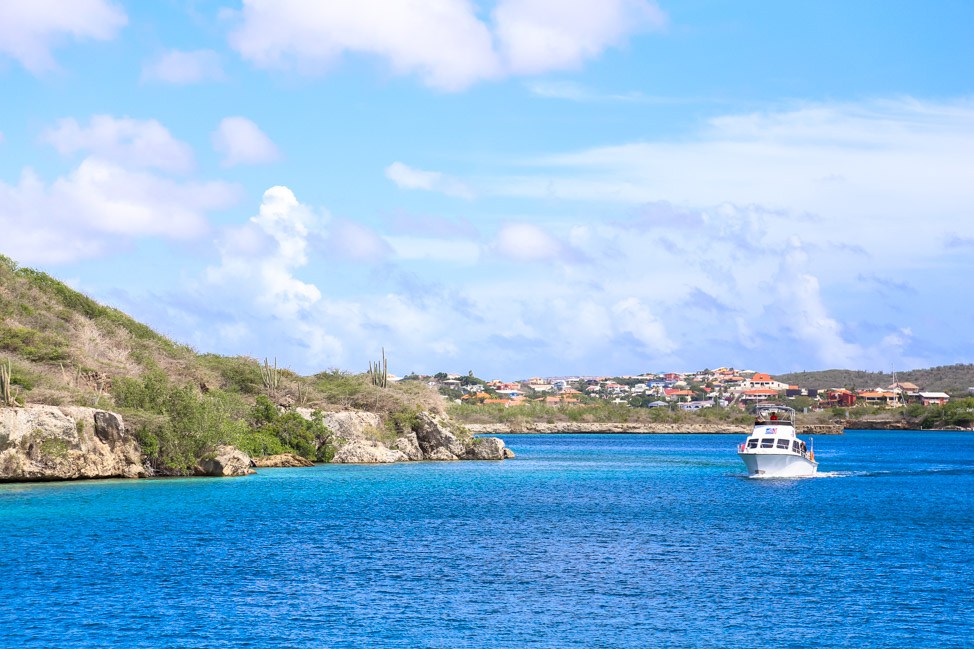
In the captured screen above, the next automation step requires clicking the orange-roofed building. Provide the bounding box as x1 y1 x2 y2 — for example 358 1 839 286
740 389 780 401
857 390 902 407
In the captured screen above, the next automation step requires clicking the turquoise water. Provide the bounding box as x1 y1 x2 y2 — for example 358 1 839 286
1 431 973 648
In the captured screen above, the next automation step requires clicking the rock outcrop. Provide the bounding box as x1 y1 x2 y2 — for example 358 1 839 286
252 453 314 468
295 408 511 464
462 436 516 460
296 408 513 464
332 439 408 464
393 433 423 461
414 411 467 459
196 445 255 477
0 404 145 481
297 409 383 441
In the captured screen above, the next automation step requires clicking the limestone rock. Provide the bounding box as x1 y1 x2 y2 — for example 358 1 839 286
196 445 255 477
414 412 466 459
393 433 423 461
297 409 383 442
252 453 314 468
425 447 459 461
0 405 146 481
461 436 511 461
332 439 408 464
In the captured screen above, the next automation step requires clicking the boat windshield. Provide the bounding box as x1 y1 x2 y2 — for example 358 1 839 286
754 404 796 425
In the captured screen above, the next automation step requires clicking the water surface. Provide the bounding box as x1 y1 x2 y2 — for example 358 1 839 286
1 431 972 647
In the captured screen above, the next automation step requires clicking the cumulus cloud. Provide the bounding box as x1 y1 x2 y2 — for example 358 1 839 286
141 49 225 84
0 0 126 73
207 186 322 320
493 0 665 74
212 117 281 166
385 162 473 198
0 162 238 264
0 114 240 265
43 115 195 174
228 0 664 90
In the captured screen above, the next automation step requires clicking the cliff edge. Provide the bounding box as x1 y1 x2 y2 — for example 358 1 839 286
0 404 145 481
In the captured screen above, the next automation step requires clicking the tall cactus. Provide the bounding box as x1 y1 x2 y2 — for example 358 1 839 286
261 357 280 396
368 348 388 388
1 359 13 406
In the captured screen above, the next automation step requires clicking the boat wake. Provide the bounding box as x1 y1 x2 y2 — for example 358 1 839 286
743 470 850 480
742 467 974 480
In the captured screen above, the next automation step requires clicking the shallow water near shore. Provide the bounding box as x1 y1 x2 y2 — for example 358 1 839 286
1 430 972 648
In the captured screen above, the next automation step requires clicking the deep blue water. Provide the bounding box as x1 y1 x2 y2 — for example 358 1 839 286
1 431 973 648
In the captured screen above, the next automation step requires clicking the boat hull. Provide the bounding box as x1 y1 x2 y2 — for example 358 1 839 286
738 452 818 477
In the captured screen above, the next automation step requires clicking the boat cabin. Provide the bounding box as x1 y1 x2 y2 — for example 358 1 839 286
753 404 796 425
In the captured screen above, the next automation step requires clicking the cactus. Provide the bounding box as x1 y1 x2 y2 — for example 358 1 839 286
1 359 13 406
368 348 388 388
261 357 280 396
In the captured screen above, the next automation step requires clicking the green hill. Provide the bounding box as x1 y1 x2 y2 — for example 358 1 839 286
775 366 974 394
0 254 442 474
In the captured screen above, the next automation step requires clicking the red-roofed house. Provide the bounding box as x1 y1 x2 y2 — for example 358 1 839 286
824 389 856 408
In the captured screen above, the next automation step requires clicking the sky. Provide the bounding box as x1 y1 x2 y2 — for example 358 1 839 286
2 0 974 380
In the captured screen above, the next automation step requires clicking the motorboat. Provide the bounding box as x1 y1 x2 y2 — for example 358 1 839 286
737 404 817 477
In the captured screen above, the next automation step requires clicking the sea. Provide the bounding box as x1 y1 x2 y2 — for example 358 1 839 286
1 430 972 648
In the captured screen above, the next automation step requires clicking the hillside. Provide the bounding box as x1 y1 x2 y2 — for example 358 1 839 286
774 366 974 394
0 254 444 474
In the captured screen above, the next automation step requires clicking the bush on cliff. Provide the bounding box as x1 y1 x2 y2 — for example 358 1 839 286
239 396 335 462
113 372 249 474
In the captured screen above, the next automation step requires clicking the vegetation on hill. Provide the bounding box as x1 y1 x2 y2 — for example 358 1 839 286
0 255 444 474
775 366 974 394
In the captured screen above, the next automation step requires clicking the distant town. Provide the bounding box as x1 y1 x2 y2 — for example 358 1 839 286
392 368 963 411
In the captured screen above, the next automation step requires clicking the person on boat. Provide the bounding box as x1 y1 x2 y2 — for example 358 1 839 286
770 412 778 421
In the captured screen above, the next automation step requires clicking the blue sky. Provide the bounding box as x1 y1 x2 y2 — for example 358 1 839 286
2 0 973 379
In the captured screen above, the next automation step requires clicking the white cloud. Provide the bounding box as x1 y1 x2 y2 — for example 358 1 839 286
493 0 665 75
483 98 974 273
142 49 225 84
212 117 281 166
229 0 499 91
1 114 239 264
385 162 473 198
228 0 664 90
0 162 239 264
492 222 575 262
207 186 322 320
43 115 195 174
612 297 675 355
0 0 126 73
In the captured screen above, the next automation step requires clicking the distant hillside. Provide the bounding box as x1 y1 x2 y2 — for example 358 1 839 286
775 365 974 394
0 254 442 473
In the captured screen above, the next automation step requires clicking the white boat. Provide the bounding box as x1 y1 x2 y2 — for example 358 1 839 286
737 405 818 477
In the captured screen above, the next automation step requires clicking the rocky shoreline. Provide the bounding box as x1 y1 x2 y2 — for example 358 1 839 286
0 404 514 483
465 421 846 435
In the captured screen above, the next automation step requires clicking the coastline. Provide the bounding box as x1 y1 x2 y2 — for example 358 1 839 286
465 422 846 435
